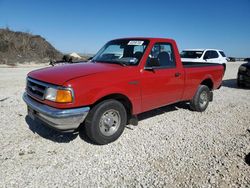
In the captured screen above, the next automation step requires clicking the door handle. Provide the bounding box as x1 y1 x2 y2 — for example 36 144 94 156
175 72 181 77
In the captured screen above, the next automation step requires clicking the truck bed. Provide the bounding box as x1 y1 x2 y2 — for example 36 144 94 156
181 61 224 102
182 61 222 68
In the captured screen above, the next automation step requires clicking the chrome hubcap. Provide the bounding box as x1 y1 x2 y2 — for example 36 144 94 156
199 91 208 108
99 109 121 136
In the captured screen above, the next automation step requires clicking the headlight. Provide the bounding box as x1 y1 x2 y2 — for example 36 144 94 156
239 65 247 72
45 87 73 103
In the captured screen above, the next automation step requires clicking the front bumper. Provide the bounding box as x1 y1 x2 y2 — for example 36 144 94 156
23 92 90 132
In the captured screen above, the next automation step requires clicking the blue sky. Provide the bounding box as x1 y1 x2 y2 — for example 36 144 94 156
0 0 250 57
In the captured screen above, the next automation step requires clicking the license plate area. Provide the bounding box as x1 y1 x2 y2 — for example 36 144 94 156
28 107 36 120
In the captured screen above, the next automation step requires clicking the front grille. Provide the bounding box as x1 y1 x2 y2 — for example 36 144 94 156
26 78 47 100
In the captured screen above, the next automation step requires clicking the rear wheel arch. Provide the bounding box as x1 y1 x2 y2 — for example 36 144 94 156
200 78 214 90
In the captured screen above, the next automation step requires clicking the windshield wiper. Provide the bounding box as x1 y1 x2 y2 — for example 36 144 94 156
110 61 128 66
95 60 128 66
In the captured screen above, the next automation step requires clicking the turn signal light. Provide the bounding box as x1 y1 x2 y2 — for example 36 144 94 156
55 90 73 103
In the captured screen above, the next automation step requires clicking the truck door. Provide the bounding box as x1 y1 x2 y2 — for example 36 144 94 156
140 43 185 112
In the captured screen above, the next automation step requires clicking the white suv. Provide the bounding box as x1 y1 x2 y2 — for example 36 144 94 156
181 49 228 69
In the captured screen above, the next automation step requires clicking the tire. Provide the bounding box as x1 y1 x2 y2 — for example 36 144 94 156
84 99 127 145
237 76 245 88
190 85 210 112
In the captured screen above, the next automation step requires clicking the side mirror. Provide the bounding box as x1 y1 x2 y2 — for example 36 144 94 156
145 58 160 68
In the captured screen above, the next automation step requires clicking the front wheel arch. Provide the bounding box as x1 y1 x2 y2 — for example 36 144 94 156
90 93 133 119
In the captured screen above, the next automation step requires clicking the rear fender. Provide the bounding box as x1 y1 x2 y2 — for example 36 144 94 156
200 75 215 90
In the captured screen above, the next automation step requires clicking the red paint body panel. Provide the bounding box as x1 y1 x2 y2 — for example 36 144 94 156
182 66 223 100
140 68 185 112
28 63 121 85
27 38 224 115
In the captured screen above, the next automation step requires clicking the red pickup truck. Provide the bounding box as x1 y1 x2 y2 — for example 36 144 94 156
23 38 224 144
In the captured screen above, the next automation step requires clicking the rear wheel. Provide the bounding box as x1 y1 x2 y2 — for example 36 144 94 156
237 76 245 88
84 99 127 145
190 85 210 112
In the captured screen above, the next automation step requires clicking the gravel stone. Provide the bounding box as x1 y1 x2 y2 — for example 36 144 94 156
0 62 249 187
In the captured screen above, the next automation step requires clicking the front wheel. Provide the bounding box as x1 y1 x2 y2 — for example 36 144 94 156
84 99 127 145
190 85 210 112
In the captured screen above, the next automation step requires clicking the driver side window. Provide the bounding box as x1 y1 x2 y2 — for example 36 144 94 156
146 43 176 68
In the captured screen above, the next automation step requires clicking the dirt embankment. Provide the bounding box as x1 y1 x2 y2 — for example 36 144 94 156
0 28 63 65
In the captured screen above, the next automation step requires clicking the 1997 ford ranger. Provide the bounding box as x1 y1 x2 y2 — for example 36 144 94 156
23 38 224 144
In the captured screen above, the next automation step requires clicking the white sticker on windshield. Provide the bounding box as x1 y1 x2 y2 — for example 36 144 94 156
128 41 144 45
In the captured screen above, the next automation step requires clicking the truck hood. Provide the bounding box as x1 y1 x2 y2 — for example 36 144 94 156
28 62 121 85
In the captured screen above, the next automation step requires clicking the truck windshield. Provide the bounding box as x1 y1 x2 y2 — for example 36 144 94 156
92 39 149 66
181 50 204 58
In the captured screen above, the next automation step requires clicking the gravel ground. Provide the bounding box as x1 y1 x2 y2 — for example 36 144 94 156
0 62 249 187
